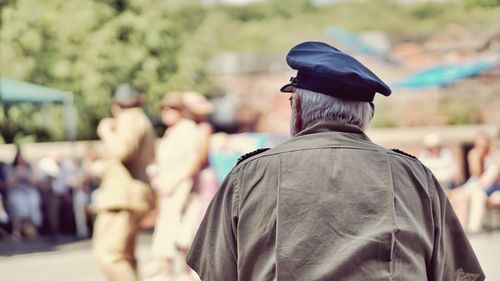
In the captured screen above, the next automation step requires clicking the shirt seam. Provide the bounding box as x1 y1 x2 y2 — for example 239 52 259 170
420 163 437 269
232 169 242 218
386 153 398 279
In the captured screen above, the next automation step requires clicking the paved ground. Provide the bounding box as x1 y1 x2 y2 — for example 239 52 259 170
467 231 500 280
0 234 157 281
0 232 499 280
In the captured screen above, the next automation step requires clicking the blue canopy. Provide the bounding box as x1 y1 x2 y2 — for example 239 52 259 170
391 60 498 89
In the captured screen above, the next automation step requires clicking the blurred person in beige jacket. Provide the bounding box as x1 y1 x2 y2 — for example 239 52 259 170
93 84 156 281
146 91 213 281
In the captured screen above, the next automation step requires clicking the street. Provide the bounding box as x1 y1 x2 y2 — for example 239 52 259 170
0 232 499 281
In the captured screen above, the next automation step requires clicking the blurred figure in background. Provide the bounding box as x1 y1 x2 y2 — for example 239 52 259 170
0 162 9 228
468 132 491 182
147 91 213 281
37 156 62 238
485 131 500 207
93 84 156 281
6 146 41 241
0 194 8 226
38 155 81 239
75 145 102 238
450 132 494 233
419 133 458 190
59 157 88 239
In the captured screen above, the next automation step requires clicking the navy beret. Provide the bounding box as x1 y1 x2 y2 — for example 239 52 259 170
280 41 391 102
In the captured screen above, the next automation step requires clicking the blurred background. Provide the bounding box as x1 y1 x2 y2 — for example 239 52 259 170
0 0 499 280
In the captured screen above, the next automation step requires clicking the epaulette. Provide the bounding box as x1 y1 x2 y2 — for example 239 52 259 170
236 148 270 166
391 148 418 160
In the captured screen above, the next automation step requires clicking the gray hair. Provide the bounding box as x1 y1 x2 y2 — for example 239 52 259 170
293 88 374 131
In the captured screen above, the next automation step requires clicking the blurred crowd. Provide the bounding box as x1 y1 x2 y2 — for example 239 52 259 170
0 145 99 241
420 130 500 234
0 85 498 280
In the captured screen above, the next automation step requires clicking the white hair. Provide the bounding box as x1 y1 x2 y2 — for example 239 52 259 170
292 88 374 133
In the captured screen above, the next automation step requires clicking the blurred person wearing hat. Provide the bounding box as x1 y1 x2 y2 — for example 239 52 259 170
93 84 156 281
186 42 484 281
419 133 458 190
146 91 213 281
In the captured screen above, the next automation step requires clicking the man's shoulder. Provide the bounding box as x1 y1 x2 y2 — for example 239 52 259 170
235 148 271 167
232 138 422 170
385 148 429 178
388 148 419 161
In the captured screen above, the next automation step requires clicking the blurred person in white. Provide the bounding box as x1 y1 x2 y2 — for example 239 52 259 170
450 131 498 233
419 133 458 190
147 91 213 281
6 146 42 240
469 131 500 230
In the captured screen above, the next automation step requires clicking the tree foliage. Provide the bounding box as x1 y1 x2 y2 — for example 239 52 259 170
1 0 498 142
1 0 209 141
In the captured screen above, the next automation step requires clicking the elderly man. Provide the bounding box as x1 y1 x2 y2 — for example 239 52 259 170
93 84 156 281
187 42 484 281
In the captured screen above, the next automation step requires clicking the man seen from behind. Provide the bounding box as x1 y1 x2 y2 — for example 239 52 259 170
186 42 485 281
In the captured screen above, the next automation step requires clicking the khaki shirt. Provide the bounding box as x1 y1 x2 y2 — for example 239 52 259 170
187 120 484 281
155 119 201 195
98 107 156 212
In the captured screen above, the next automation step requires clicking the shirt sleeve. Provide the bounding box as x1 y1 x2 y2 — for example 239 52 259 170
186 169 239 280
427 169 485 281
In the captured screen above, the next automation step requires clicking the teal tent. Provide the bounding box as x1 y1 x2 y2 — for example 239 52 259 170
391 60 498 89
0 78 71 104
0 77 76 140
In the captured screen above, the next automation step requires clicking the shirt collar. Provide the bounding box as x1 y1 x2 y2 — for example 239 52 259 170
296 119 370 140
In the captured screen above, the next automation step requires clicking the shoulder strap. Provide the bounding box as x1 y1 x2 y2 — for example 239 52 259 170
236 148 270 166
391 148 418 160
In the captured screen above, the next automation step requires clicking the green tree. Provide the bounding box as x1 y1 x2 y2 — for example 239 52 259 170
1 0 209 141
